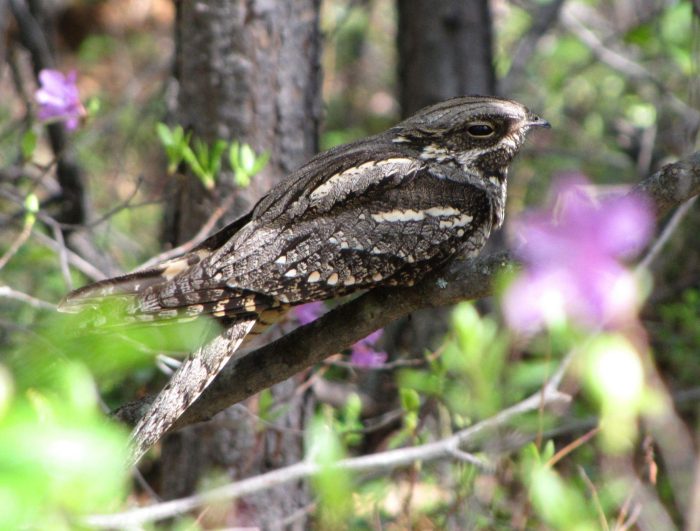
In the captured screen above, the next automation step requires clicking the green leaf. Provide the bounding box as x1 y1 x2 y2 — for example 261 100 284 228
24 193 39 226
229 142 268 188
185 137 227 189
528 463 596 529
85 96 101 116
258 389 274 422
306 414 352 525
209 139 228 178
156 122 173 145
240 143 256 173
157 123 193 174
343 392 362 422
21 130 37 161
400 387 420 413
251 151 270 174
541 439 556 463
181 144 201 174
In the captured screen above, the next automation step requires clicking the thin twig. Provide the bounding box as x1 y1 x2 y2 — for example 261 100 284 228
80 177 144 230
546 426 600 467
85 381 571 528
446 447 495 473
135 192 238 271
578 465 610 531
0 218 33 270
617 503 641 531
31 230 107 281
323 343 445 370
0 285 55 310
277 502 316 528
637 197 697 271
50 219 72 290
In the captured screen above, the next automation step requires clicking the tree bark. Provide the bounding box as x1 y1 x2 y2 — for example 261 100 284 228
158 1 321 527
164 0 322 244
397 0 496 115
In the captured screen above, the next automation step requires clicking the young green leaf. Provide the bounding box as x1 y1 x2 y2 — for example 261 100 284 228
21 130 38 161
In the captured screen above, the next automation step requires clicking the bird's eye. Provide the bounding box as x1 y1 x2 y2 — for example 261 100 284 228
467 123 495 137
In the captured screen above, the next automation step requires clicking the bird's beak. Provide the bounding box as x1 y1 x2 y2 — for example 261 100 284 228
527 114 551 129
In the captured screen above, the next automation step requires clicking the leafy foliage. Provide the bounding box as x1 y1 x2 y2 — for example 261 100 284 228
157 123 268 190
0 313 130 529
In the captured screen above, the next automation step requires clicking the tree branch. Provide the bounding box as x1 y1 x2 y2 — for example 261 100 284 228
115 152 700 433
89 379 572 527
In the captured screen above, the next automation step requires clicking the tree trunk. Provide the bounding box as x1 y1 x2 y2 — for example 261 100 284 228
397 0 496 116
158 1 321 527
164 0 322 244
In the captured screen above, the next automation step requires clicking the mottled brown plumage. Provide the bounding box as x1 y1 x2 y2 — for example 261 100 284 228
59 96 548 463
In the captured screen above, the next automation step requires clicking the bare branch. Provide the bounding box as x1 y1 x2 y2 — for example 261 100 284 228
501 0 566 94
638 196 697 271
0 216 33 270
32 230 107 282
88 382 570 528
0 285 55 310
135 192 238 271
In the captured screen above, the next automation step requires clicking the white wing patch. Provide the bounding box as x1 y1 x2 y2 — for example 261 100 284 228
371 206 471 225
309 158 416 202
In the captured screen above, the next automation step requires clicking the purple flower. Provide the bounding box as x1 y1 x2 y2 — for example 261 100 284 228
35 69 86 130
350 330 387 368
503 177 653 333
293 303 387 368
293 302 326 325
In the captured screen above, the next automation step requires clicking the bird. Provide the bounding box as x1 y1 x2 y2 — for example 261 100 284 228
59 95 549 463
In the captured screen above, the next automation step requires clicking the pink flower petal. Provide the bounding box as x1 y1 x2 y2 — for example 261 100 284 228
504 177 652 334
294 302 326 325
34 69 84 131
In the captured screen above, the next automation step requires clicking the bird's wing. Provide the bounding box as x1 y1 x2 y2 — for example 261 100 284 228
209 159 495 305
58 141 423 324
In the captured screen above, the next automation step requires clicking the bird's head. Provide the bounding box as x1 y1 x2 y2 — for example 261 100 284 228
391 95 549 180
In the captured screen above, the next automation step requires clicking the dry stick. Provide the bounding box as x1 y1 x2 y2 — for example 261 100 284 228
49 219 73 290
31 230 107 282
86 380 572 528
118 151 700 435
578 465 610 531
135 192 238 271
561 5 700 123
0 285 55 310
638 196 697 271
546 426 600 468
0 217 33 270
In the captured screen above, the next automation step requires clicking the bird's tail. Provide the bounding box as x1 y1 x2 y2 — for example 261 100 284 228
127 317 258 465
